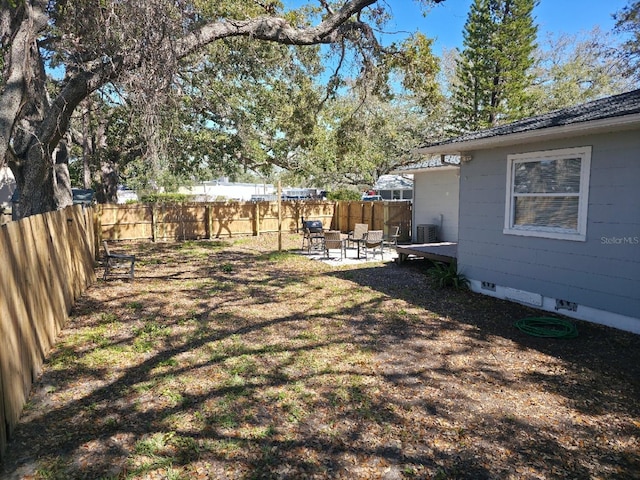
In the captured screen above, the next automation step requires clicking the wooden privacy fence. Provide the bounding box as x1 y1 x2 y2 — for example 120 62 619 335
0 205 96 459
334 201 412 241
99 200 412 242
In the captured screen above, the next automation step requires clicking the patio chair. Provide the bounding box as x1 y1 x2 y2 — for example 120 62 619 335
103 241 135 280
383 225 401 251
301 220 324 252
362 230 384 260
323 230 346 260
347 223 368 249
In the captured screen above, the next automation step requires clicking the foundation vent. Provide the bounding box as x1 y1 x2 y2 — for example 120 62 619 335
481 281 496 291
555 299 578 312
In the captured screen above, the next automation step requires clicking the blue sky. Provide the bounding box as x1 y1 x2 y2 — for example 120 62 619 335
381 0 630 53
285 0 631 54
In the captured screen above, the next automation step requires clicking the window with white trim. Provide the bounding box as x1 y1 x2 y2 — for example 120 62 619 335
504 146 591 241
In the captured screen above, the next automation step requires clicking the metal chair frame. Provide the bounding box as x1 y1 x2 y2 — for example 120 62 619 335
362 230 384 260
347 223 369 249
323 230 346 260
384 225 401 251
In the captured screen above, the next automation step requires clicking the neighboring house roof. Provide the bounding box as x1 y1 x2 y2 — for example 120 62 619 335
373 174 413 191
416 88 640 155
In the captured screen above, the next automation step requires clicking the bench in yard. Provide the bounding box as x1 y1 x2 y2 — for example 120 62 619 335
103 241 136 280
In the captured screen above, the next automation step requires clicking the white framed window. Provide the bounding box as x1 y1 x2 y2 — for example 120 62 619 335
504 146 591 241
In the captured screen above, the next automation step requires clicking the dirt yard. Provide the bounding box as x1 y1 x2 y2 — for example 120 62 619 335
1 234 639 479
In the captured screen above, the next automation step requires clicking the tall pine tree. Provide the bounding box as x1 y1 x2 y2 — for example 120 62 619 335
450 0 538 134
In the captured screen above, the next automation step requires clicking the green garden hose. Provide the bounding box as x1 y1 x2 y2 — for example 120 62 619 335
514 317 578 339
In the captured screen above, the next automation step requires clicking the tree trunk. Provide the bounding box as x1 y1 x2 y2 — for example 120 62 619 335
95 159 119 204
10 138 73 218
1 1 76 219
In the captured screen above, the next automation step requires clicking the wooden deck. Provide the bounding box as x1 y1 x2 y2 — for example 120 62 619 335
395 242 458 263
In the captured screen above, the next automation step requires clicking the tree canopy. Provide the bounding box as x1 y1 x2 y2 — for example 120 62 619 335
615 1 640 79
3 0 636 214
1 0 447 217
529 28 637 112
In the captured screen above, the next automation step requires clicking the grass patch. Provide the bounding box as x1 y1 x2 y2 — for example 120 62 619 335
255 250 298 262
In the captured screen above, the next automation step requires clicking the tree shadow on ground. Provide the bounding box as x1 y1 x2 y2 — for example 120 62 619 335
327 258 640 477
1 240 638 479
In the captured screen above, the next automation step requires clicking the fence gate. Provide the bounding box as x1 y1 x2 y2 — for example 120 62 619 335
384 201 412 242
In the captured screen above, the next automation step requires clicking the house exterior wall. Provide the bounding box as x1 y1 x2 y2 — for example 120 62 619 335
413 168 460 242
457 129 640 332
178 182 275 201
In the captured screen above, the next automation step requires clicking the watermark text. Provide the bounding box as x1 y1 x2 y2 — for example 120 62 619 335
600 236 639 245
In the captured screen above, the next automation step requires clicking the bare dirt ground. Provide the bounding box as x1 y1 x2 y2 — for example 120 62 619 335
1 234 639 479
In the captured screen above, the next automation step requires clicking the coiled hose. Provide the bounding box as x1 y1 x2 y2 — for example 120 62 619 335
514 317 578 339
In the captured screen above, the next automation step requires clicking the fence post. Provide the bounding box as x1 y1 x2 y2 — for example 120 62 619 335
277 181 282 250
149 204 155 242
383 201 390 238
206 204 212 239
93 205 101 260
254 202 260 237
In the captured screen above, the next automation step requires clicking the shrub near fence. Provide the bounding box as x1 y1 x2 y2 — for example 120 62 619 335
99 200 412 243
0 205 95 459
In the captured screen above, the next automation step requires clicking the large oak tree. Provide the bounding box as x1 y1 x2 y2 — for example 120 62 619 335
1 0 442 218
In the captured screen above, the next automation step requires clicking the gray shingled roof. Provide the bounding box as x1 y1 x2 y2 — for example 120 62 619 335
422 88 640 149
394 155 460 173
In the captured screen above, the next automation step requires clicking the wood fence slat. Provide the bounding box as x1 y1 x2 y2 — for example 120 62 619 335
0 354 5 457
0 206 96 460
0 223 30 442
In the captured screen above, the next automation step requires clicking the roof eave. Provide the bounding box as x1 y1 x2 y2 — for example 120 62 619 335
414 113 640 156
392 164 460 175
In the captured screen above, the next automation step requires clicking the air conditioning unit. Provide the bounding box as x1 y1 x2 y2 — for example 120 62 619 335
416 224 438 243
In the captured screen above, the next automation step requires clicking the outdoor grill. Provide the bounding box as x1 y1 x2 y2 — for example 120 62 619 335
301 219 325 252
302 219 324 233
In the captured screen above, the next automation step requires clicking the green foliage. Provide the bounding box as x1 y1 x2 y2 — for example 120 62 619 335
615 1 640 79
302 92 446 189
220 263 234 273
63 3 447 197
327 188 361 201
139 193 190 203
428 261 469 290
450 0 538 133
385 33 442 108
164 35 324 185
529 28 636 112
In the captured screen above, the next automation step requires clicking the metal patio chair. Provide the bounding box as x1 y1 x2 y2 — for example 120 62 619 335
323 230 346 260
362 230 384 260
347 223 368 249
383 225 401 252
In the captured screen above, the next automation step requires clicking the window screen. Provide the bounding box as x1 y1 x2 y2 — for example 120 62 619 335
505 147 591 241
